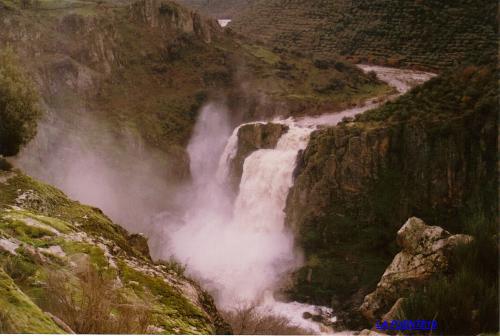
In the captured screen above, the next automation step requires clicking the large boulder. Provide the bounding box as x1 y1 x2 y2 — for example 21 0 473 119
360 217 472 322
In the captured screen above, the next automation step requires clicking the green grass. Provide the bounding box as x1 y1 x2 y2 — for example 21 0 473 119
118 261 214 334
242 44 281 64
0 268 63 333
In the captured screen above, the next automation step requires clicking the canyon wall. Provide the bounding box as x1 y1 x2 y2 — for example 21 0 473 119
284 65 498 327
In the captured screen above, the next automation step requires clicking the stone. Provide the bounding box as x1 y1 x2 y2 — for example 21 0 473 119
382 297 405 321
127 233 151 260
360 217 473 322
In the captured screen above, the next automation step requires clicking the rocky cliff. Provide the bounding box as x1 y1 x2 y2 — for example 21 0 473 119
176 0 250 18
0 169 230 334
284 65 497 328
0 0 384 155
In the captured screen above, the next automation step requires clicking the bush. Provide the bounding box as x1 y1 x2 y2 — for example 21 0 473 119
40 262 153 334
221 304 311 335
0 47 41 156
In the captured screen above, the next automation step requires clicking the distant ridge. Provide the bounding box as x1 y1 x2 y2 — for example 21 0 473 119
217 0 497 70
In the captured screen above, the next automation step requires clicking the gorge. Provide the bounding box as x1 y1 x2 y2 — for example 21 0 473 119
152 65 435 333
0 0 497 334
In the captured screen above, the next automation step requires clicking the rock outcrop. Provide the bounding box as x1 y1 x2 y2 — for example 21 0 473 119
0 170 229 334
360 217 472 322
226 122 288 191
127 233 152 260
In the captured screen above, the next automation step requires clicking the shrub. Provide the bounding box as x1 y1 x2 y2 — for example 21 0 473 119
221 304 311 335
40 262 153 334
3 253 38 286
0 47 41 156
158 3 177 16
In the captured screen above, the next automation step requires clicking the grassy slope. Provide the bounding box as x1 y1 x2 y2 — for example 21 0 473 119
230 0 497 70
0 268 63 333
0 170 226 334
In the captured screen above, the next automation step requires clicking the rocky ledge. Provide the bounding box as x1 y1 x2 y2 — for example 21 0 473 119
225 122 288 192
360 217 472 323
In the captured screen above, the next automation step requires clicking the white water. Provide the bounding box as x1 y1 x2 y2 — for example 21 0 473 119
217 19 232 27
158 66 435 334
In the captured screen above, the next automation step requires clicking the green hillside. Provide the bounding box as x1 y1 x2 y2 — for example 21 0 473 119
231 0 498 70
0 170 229 334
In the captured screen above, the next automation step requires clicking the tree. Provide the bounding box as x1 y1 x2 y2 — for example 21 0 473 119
0 47 41 156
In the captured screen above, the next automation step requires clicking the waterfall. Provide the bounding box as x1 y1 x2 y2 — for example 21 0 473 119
157 105 325 331
157 66 437 334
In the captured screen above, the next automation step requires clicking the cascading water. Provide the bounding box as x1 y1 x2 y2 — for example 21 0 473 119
157 66 436 334
157 104 327 332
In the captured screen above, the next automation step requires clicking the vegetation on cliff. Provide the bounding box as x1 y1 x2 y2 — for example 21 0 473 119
285 65 498 330
176 0 249 18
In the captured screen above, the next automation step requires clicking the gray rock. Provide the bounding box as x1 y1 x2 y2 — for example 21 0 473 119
360 217 472 322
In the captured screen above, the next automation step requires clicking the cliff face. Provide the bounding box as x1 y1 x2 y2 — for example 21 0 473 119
0 0 221 153
0 0 385 154
1 0 386 190
284 66 497 327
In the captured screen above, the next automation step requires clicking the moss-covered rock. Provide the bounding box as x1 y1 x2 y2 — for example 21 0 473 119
0 170 228 334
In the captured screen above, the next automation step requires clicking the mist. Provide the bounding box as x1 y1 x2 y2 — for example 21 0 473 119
14 109 178 234
152 103 305 310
